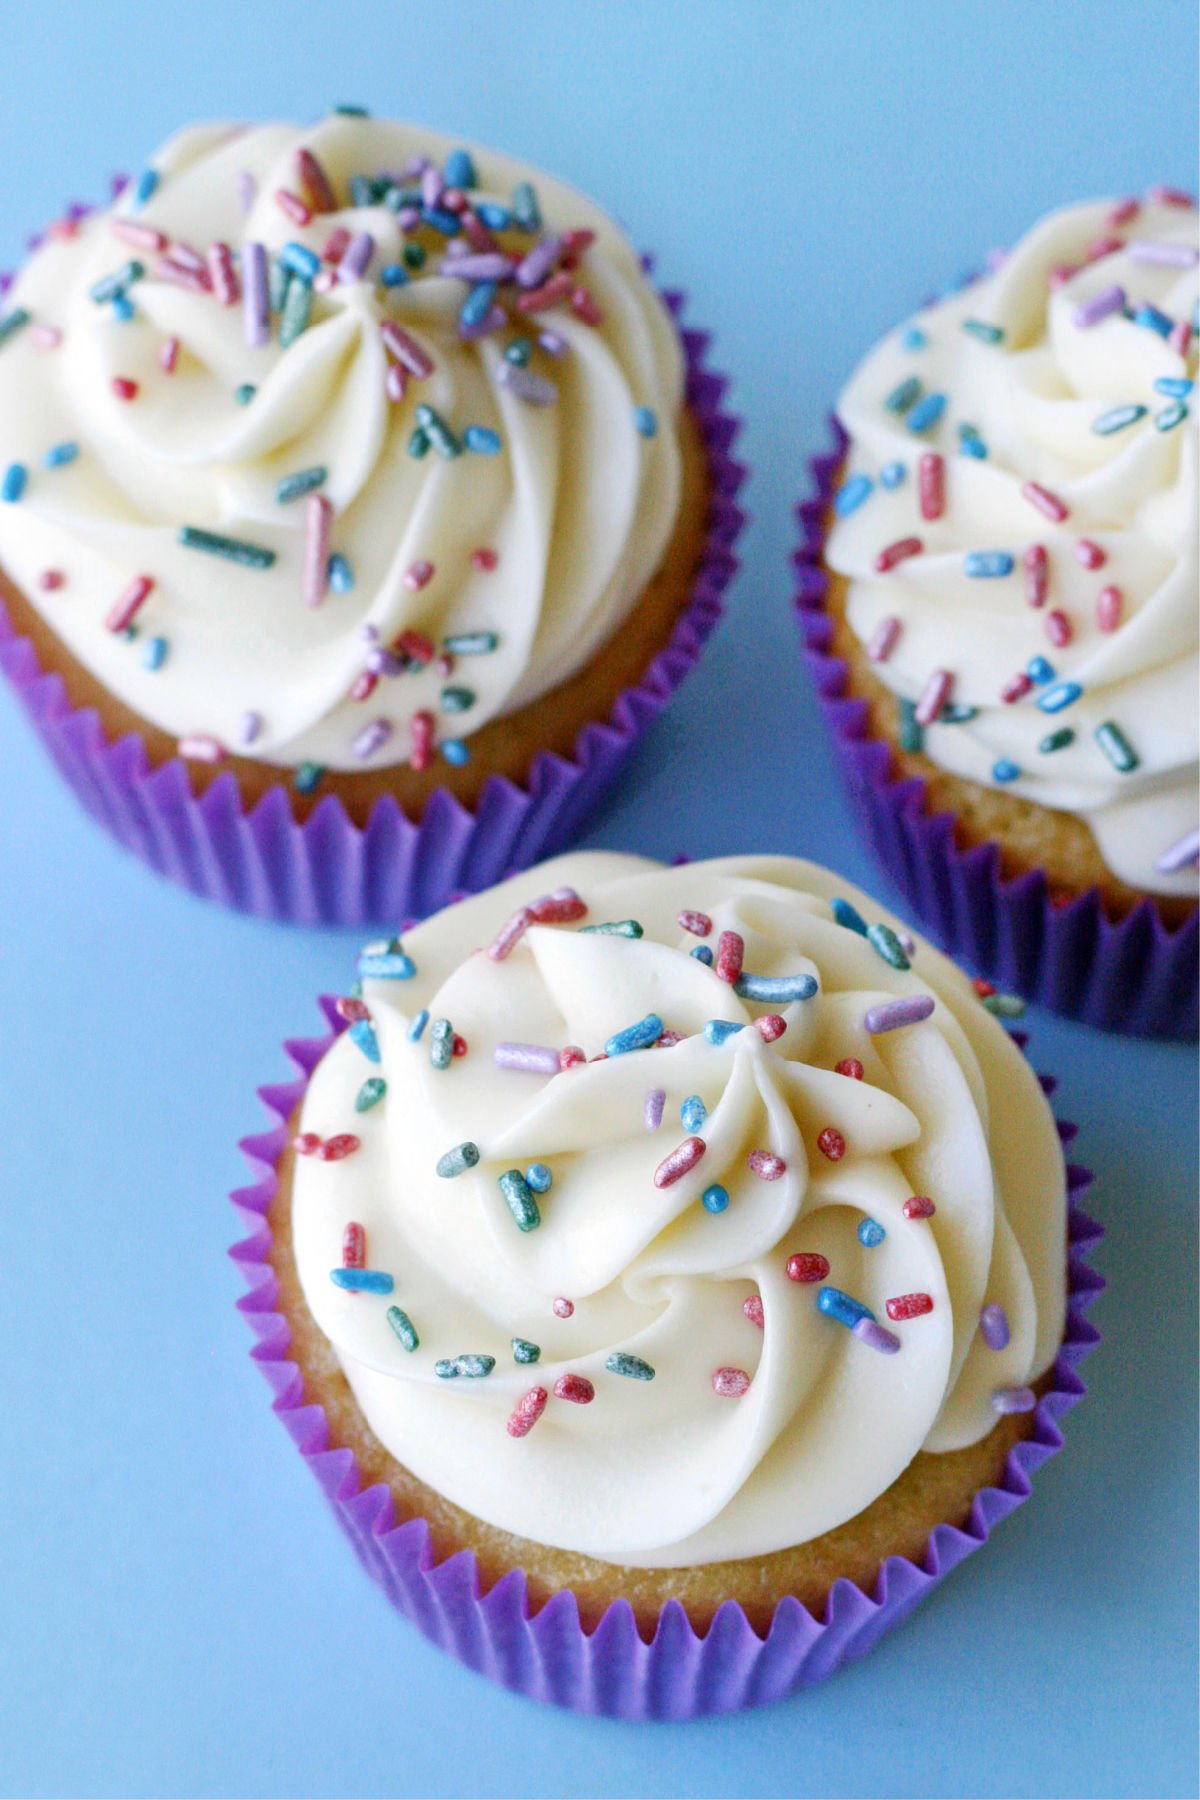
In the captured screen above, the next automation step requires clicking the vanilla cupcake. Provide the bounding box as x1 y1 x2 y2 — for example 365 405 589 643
234 851 1098 1715
0 112 742 922
796 189 1197 1035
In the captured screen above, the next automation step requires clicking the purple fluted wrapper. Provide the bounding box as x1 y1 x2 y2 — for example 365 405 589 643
230 1002 1101 1720
793 421 1198 1039
0 284 745 927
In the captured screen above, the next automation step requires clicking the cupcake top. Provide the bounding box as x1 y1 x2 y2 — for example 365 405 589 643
823 190 1198 898
291 852 1066 1569
0 113 683 772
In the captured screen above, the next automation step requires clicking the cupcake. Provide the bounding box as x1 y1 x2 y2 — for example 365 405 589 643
234 851 1099 1717
0 113 742 923
796 190 1197 1036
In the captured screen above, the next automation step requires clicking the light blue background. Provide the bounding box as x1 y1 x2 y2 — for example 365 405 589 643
0 4 1196 1796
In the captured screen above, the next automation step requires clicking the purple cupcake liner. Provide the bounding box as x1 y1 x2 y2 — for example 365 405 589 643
230 1000 1101 1720
0 277 745 927
792 419 1198 1039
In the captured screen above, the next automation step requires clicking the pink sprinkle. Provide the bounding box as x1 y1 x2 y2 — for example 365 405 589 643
516 272 573 314
712 1367 750 1398
30 324 62 349
1085 234 1124 263
293 1132 322 1157
158 255 211 294
755 1014 787 1043
178 735 226 764
914 668 954 728
903 1195 936 1220
380 320 433 378
867 615 902 663
275 188 312 226
111 377 138 402
323 226 352 264
553 1373 594 1404
656 1030 686 1048
385 363 408 404
159 335 180 374
560 229 596 270
37 570 64 591
570 285 603 326
1168 320 1192 357
302 494 333 608
409 710 435 772
817 1127 846 1162
559 1045 586 1070
1146 184 1196 207
742 1295 765 1329
1096 585 1124 632
318 1133 360 1162
1024 544 1048 608
918 452 945 521
715 930 744 984
677 909 712 936
1020 481 1069 523
472 547 498 572
207 241 239 306
507 1386 548 1437
335 996 370 1023
1075 538 1106 570
747 1150 786 1181
342 1222 366 1268
1106 197 1140 227
874 535 923 574
1045 609 1073 648
349 670 377 703
529 887 587 923
886 1291 933 1321
1047 262 1079 291
404 560 435 592
552 1297 575 1320
654 1137 706 1189
786 1252 830 1283
105 575 155 633
488 906 534 961
112 219 168 252
1001 672 1033 704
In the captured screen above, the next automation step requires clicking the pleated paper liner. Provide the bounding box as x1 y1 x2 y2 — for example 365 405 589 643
0 257 745 926
792 420 1197 1039
231 999 1101 1720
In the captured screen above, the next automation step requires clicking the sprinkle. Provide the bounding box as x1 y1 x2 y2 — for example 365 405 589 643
178 526 275 569
914 668 954 728
916 451 945 521
703 1020 744 1045
498 363 557 406
580 918 643 938
297 493 333 608
715 931 744 985
1092 403 1146 435
529 886 587 924
239 242 269 347
964 550 1014 578
1130 239 1200 269
747 1150 786 1181
903 1195 936 1220
1037 680 1082 715
834 474 873 517
1026 656 1055 685
407 1010 429 1043
1020 481 1069 523
883 1294 933 1326
1039 727 1075 753
1132 302 1174 339
733 972 818 1003
866 616 902 663
852 1318 902 1354
318 1132 360 1163
464 425 502 455
337 231 375 285
341 1222 366 1269
234 383 257 406
831 897 868 935
414 403 461 458
874 535 923 573
906 392 946 433
902 326 926 350
880 461 906 489
110 375 140 402
409 710 435 772
507 1387 548 1437
962 318 1003 344
1073 284 1126 328
1094 721 1139 772
0 307 31 349
754 1015 787 1045
644 1088 666 1132
495 1041 561 1078
1 463 27 503
1155 377 1194 400
141 635 167 671
711 1367 750 1398
866 922 910 970
702 1184 729 1214
743 1295 765 1328
1156 829 1200 874
678 909 712 936
512 1338 541 1364
553 1373 594 1405
991 1386 1036 1415
386 1308 419 1352
89 259 145 304
786 1253 830 1283
680 1094 708 1133
897 698 924 752
816 1128 845 1163
864 994 935 1033
607 1352 655 1380
654 1137 706 1188
1045 609 1072 648
1075 538 1106 571
993 759 1021 783
381 321 434 379
633 406 658 438
105 575 154 633
958 424 988 459
276 465 327 506
858 1218 886 1247
275 187 312 227
1146 184 1196 206
157 334 180 374
30 324 62 349
488 906 533 962
330 1268 393 1295
1024 544 1048 608
278 274 313 346
430 1018 455 1071
818 1287 875 1329
692 946 714 965
1155 401 1188 432
380 264 408 288
884 375 923 414
606 1014 663 1057
436 1142 480 1179
355 1077 387 1113
436 1354 496 1380
499 1169 541 1232
324 553 354 594
835 1057 864 1079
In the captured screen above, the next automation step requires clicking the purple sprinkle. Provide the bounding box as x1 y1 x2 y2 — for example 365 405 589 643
359 622 379 643
980 1302 1011 1351
991 1385 1036 1415
236 169 257 215
1128 241 1200 268
538 330 569 357
852 1318 902 1355
498 364 557 407
402 155 430 180
1073 284 1126 329
441 253 513 281
239 710 263 746
515 234 562 289
420 165 443 209
495 1042 561 1076
337 231 375 284
644 1088 666 1132
1155 828 1200 874
352 718 394 761
396 206 422 232
365 647 404 678
458 305 507 341
863 994 936 1034
242 242 269 347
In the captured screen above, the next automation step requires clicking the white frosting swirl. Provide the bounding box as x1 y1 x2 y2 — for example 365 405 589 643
292 852 1066 1567
0 116 683 769
825 195 1198 897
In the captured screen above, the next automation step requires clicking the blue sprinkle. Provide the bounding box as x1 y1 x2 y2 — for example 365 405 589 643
1 463 27 502
634 406 658 438
733 973 819 1003
422 205 461 236
964 550 1014 578
958 428 988 459
704 1020 744 1046
901 326 927 350
605 1013 663 1057
112 294 135 322
1155 376 1194 399
474 202 512 230
831 897 868 935
43 442 79 469
834 474 873 518
358 948 416 980
327 553 355 593
441 738 470 766
132 168 159 209
281 241 320 283
906 392 946 433
349 1019 381 1063
1026 656 1055 685
141 635 167 671
407 1009 430 1043
1038 680 1083 714
858 1218 886 1248
525 1162 553 1194
459 279 497 329
464 425 502 455
380 264 409 288
992 759 1021 783
443 149 476 189
691 943 714 965
818 1287 876 1329
1132 303 1173 339
879 460 906 489
330 1267 394 1295
680 1095 708 1133
1155 401 1188 432
702 1184 729 1215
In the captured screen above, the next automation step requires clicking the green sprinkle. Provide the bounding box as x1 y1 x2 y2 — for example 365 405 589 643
386 1306 419 1351
898 697 924 753
983 993 1027 1019
436 1141 480 1179
414 402 462 459
333 103 370 115
278 273 313 347
440 686 476 713
89 260 144 304
1039 727 1075 754
402 242 427 271
294 761 325 794
435 1353 494 1379
505 337 533 366
884 375 923 414
430 1017 455 1071
512 1337 541 1364
234 383 256 406
1094 721 1139 773
962 319 1004 344
867 921 911 970
275 464 327 504
177 526 276 569
0 307 32 349
498 1169 541 1233
579 919 644 938
605 1352 655 1381
443 632 498 655
512 180 541 231
407 428 431 459
355 1077 387 1113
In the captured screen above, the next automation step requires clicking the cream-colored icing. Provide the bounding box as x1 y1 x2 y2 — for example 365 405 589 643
291 852 1066 1567
825 195 1198 897
0 116 683 770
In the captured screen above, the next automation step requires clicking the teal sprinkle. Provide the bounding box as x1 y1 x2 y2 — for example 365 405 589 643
348 174 379 208
0 307 32 349
268 257 289 312
505 337 533 366
327 553 354 592
440 686 476 713
1092 404 1147 436
499 1169 541 1233
511 180 541 231
414 402 462 459
867 922 910 970
275 465 327 505
386 1307 419 1351
444 148 477 189
89 260 144 304
580 919 644 938
408 428 431 459
430 1018 455 1071
702 1183 729 1215
831 897 869 935
294 761 325 794
355 1077 387 1113
983 993 1027 1019
884 375 923 415
278 274 313 347
606 1352 656 1381
962 319 1004 344
177 526 276 569
1094 721 1139 773
1155 401 1188 432
512 1338 541 1364
436 1142 480 1179
898 697 924 752
1039 727 1075 753
940 702 977 724
141 635 167 671
402 242 427 270
444 631 498 655
234 383 256 406
332 103 370 115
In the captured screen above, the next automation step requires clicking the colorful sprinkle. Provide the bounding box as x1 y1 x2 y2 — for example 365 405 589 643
884 375 923 414
654 1137 706 1188
553 1373 594 1404
865 922 910 970
743 1295 765 1328
384 1307 419 1352
579 918 643 938
436 1142 480 1179
818 1287 875 1329
1092 403 1146 436
355 1077 387 1113
702 1183 729 1214
1156 829 1200 875
816 1128 845 1162
711 1367 751 1398
606 1014 663 1057
786 1252 829 1283
644 1088 666 1132
835 1057 865 1079
330 1267 393 1295
1020 481 1069 523
606 1352 655 1380
633 406 658 438
864 994 935 1033
733 972 817 1004
853 1318 902 1355
875 535 923 573
964 550 1014 578
437 1354 496 1380
834 473 873 518
1039 727 1076 753
903 1195 936 1220
1037 681 1082 714
1073 284 1126 328
507 1387 548 1437
678 909 712 936
1094 721 1139 772
498 1169 541 1232
991 1386 1036 1415
857 1218 886 1247
178 526 275 569
979 1302 1010 1349
992 759 1021 782
906 392 946 433
704 1020 744 1045
1 462 28 501
526 1164 553 1195
429 1017 455 1071
748 1150 786 1181
512 1338 541 1364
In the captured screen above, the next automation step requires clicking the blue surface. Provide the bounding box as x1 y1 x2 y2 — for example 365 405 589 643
0 4 1196 1796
